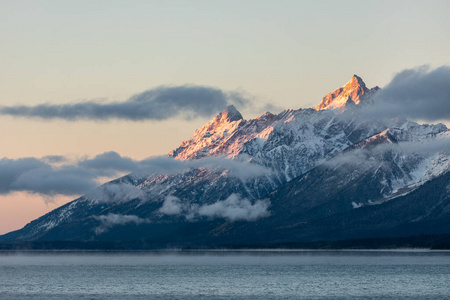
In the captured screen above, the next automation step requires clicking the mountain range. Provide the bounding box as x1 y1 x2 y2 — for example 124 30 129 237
2 75 449 249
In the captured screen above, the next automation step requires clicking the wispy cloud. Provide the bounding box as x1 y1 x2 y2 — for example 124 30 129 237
87 183 145 204
0 85 250 121
186 156 272 180
325 133 450 171
93 213 148 234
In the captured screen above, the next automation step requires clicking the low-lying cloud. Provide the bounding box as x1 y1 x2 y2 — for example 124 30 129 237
186 156 272 180
79 151 140 177
325 133 450 171
366 65 450 121
159 194 270 222
93 213 148 234
159 195 184 215
197 194 270 221
87 183 145 204
0 152 271 201
0 85 250 121
0 157 97 197
397 135 450 155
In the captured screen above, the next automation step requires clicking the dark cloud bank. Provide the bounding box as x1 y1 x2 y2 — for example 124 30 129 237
0 85 250 121
366 65 450 122
0 157 97 197
0 152 270 199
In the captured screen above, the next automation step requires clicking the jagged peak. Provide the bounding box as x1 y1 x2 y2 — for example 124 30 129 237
210 105 243 124
315 75 371 111
168 105 245 159
347 74 366 89
256 111 275 120
220 105 243 122
195 105 244 137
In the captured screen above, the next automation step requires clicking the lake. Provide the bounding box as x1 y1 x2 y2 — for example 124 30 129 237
0 250 449 299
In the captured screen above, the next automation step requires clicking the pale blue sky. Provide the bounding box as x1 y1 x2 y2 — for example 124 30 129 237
0 0 449 233
2 0 449 109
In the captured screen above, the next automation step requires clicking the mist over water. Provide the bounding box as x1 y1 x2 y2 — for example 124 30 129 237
1 251 450 299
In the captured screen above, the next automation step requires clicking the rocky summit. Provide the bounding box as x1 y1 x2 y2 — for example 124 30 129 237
2 75 449 249
315 75 380 111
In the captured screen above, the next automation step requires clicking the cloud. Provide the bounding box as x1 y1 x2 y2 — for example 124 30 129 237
0 153 175 197
365 65 450 121
0 157 97 197
41 155 67 164
128 155 272 180
79 151 139 177
352 202 363 209
0 85 251 121
87 183 144 204
137 156 192 176
93 213 148 234
187 156 272 180
159 194 270 222
397 135 450 155
0 153 138 198
0 151 270 202
12 166 97 197
325 132 450 170
159 195 184 215
197 194 270 221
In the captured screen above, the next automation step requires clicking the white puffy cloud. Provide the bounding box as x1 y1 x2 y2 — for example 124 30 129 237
159 194 270 222
159 195 184 215
197 194 270 222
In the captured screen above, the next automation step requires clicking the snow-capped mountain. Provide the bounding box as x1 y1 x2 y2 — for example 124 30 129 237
2 75 449 247
314 74 379 111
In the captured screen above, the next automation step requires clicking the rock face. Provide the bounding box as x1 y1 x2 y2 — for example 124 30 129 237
2 75 449 247
315 75 379 111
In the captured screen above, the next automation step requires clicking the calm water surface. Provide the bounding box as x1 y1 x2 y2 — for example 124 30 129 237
0 250 449 299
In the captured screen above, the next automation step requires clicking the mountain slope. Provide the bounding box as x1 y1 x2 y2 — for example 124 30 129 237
2 75 449 247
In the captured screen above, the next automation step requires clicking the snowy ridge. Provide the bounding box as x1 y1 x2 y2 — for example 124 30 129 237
346 128 450 208
3 75 449 242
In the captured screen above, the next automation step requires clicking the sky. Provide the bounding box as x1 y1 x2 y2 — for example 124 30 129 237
0 0 449 234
